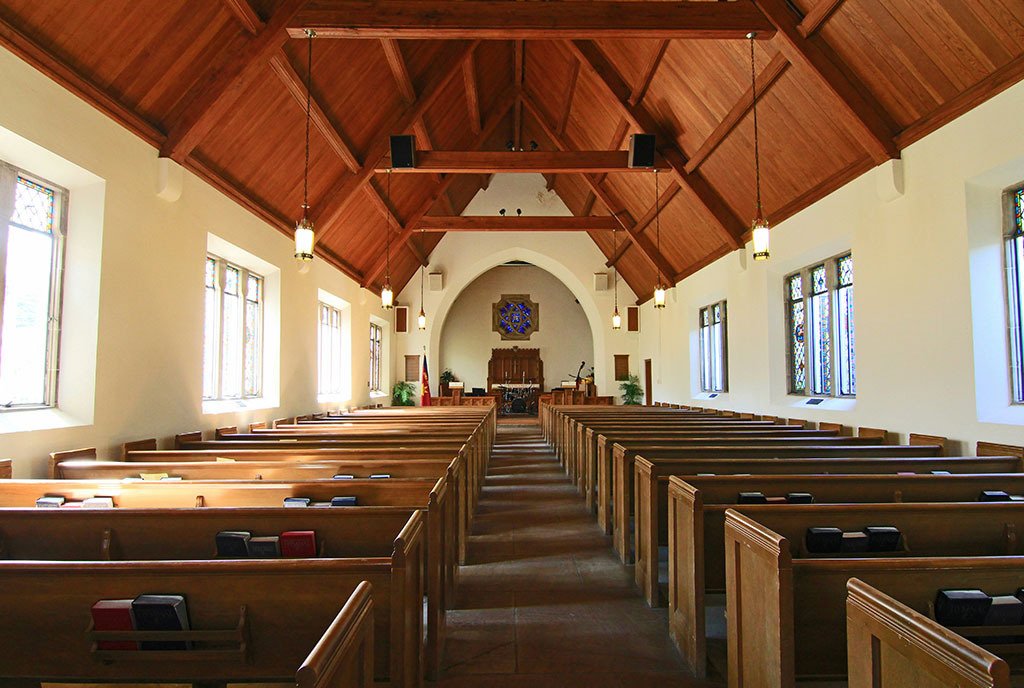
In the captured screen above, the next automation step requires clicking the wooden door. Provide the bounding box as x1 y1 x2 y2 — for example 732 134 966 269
644 359 653 406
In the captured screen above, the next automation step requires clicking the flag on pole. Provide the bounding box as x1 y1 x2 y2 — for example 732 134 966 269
421 356 432 407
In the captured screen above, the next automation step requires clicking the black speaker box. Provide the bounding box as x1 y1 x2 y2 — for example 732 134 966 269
628 133 656 169
390 135 416 169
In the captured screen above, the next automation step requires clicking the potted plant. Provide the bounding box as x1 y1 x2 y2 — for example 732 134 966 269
439 369 456 397
391 380 417 406
619 374 644 406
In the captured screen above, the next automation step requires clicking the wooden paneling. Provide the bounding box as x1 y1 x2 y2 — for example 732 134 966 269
627 307 640 332
614 354 630 382
395 307 409 334
404 354 419 381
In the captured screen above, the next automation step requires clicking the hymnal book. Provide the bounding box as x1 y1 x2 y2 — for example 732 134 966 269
333 474 355 480
247 536 280 558
91 599 137 651
280 530 317 558
985 595 1024 626
369 474 391 479
160 476 182 481
62 501 83 508
931 470 952 475
139 473 168 481
786 493 815 504
310 501 332 507
840 531 869 553
331 496 358 506
864 526 901 551
1012 495 1024 501
737 492 767 504
83 497 115 509
980 490 1011 502
935 590 991 627
35 496 65 508
284 497 311 507
764 496 787 504
131 594 190 650
805 527 843 553
215 530 251 558
215 457 235 463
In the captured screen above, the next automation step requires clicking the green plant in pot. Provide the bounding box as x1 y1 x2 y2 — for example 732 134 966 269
619 374 644 406
439 369 457 384
392 380 417 406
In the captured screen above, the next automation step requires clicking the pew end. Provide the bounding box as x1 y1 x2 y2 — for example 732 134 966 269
121 438 157 459
48 447 96 479
174 430 202 448
297 581 375 688
978 441 1024 459
847 578 1011 688
910 433 948 455
0 459 10 479
214 425 238 439
857 426 894 443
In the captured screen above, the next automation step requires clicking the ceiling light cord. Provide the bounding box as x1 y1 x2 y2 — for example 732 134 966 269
655 168 661 286
749 33 762 221
386 169 391 281
303 29 313 216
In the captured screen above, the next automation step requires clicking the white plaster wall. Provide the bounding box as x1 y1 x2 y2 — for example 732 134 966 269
438 264 593 390
0 47 386 476
639 78 1024 454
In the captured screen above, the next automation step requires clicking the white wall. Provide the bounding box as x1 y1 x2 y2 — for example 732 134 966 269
0 47 386 476
395 175 640 399
439 264 593 390
639 78 1024 454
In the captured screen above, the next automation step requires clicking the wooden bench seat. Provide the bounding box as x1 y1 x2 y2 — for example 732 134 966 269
611 441 943 560
724 503 1024 687
846 577 1013 688
659 468 1024 676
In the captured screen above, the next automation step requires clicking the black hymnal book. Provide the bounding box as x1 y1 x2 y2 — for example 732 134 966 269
131 594 190 650
864 526 901 552
786 493 815 504
980 490 1011 502
737 492 767 504
331 495 358 506
247 536 280 558
935 589 991 627
805 527 843 553
215 530 251 558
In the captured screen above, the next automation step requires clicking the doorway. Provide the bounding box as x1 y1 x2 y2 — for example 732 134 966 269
644 359 653 406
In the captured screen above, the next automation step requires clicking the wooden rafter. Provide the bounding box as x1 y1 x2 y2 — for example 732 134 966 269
380 38 417 103
798 0 846 37
415 216 620 232
606 180 681 267
630 40 669 106
269 54 361 173
290 2 776 40
361 87 517 288
463 55 482 134
569 39 745 249
313 41 478 242
522 94 677 285
220 0 264 34
376 150 669 174
752 0 897 163
559 58 581 137
513 40 524 151
363 180 431 267
684 51 790 174
159 0 307 162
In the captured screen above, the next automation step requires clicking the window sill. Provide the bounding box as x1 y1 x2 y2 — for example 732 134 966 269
369 391 388 399
317 393 351 404
786 395 856 411
693 392 727 401
202 397 279 416
0 406 88 435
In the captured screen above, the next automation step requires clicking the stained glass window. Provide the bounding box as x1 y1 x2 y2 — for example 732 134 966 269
786 254 855 397
0 169 66 408
492 295 539 340
1008 187 1024 403
202 255 263 400
699 301 727 392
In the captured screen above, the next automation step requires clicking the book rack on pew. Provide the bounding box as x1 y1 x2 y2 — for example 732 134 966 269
88 605 250 663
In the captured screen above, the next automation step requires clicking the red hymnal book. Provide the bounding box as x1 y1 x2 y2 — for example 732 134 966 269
280 530 317 558
91 599 137 650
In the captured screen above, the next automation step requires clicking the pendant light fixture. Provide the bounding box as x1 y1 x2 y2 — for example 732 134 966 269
652 169 667 309
417 228 427 330
748 32 770 261
380 169 394 309
294 29 316 271
611 226 621 329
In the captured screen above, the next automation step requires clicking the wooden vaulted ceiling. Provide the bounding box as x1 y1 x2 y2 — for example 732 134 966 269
1 1 1023 303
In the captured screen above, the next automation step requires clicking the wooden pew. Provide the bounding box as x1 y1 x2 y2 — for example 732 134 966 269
846 578 1011 688
660 467 1024 676
0 549 410 685
0 482 441 684
724 503 1024 687
611 440 943 561
0 459 10 479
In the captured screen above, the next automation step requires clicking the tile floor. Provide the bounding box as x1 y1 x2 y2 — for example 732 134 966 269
438 424 721 687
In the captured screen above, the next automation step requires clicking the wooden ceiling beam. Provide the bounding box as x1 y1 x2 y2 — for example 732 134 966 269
159 0 307 162
220 0 264 34
685 51 789 174
415 216 620 232
463 56 482 134
0 14 165 147
606 180 681 267
577 119 630 219
797 0 846 38
313 41 477 242
630 40 669 107
752 0 897 163
513 40 525 151
269 53 361 173
559 59 581 137
375 150 669 174
360 87 517 288
289 2 776 39
380 38 417 103
569 40 745 249
522 94 678 284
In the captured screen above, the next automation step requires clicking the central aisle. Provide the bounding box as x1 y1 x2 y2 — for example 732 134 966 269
439 424 717 687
